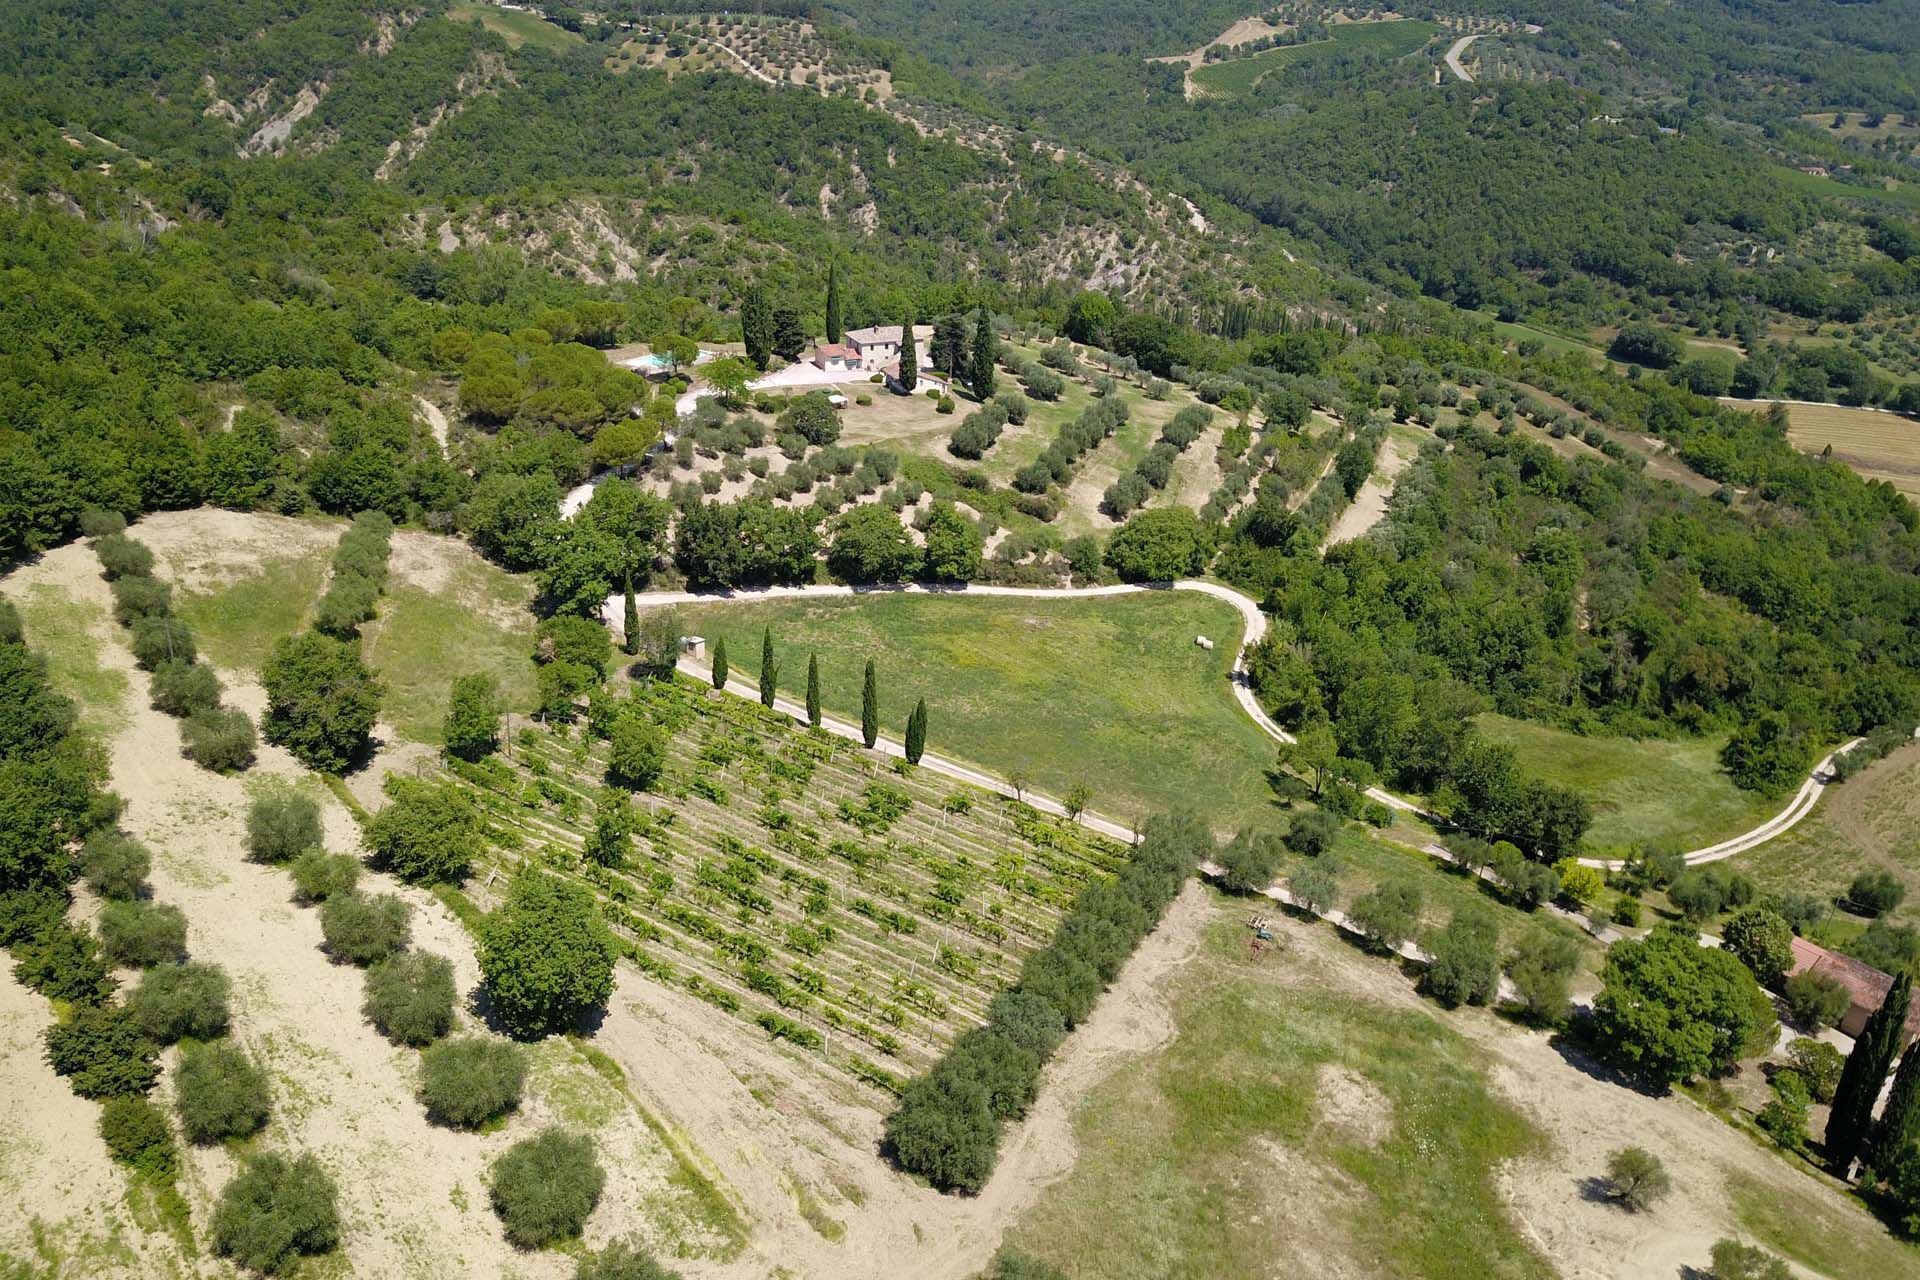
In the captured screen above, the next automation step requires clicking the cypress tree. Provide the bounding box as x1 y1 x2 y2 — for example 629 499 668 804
1869 1039 1920 1176
825 261 843 345
742 285 773 371
861 659 878 749
896 315 918 393
968 309 998 402
805 653 821 729
621 574 638 657
711 637 728 691
1829 971 1913 1174
905 698 927 765
759 627 777 708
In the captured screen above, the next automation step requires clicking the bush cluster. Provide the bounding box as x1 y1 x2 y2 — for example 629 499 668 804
247 791 325 864
946 400 1009 459
1104 405 1212 517
363 950 457 1047
490 1128 606 1246
884 812 1209 1191
319 891 412 965
98 899 189 968
81 829 152 900
419 1036 528 1128
365 776 477 885
127 961 232 1043
313 511 394 638
290 849 362 903
211 1153 341 1275
175 1040 272 1143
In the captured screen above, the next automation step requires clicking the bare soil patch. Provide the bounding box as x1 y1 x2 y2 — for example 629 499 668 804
135 507 341 596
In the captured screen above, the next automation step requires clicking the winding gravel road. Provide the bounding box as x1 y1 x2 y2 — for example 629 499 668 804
608 579 1854 867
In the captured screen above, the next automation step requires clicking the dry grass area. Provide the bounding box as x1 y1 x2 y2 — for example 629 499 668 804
1722 398 1920 501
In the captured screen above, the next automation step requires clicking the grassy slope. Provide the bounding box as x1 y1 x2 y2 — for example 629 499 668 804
1729 1169 1920 1280
670 591 1280 830
361 556 538 747
1191 19 1438 96
1004 897 1550 1280
1722 398 1920 501
173 544 333 674
1475 714 1778 852
1771 164 1920 211
9 583 129 736
445 3 581 51
1732 741 1920 929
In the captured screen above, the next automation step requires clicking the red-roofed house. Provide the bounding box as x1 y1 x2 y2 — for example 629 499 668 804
1787 936 1920 1045
810 343 858 374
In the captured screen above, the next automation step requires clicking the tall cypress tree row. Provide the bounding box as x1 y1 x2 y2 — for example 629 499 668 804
711 637 729 691
1869 1039 1920 1176
824 261 843 345
621 574 638 657
805 653 821 729
968 310 997 402
861 659 878 748
896 316 918 393
759 627 777 708
1829 972 1913 1174
742 285 773 371
905 698 927 764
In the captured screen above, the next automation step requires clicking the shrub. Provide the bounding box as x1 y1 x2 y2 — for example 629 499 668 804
81 829 152 901
1284 809 1340 856
319 891 411 966
182 706 257 772
247 791 324 864
289 849 361 903
44 1003 159 1098
575 1236 684 1280
261 632 383 771
175 1040 271 1143
11 921 116 1004
130 614 197 670
99 1095 176 1176
490 1129 606 1247
109 574 172 626
99 899 189 968
1215 828 1285 894
1506 925 1582 1025
1787 1037 1844 1103
149 658 223 717
363 951 457 1047
1603 1146 1671 1212
444 672 504 762
480 872 616 1038
126 962 231 1043
1783 970 1850 1028
1847 868 1905 917
1287 859 1340 916
94 533 154 580
366 777 477 885
211 1153 341 1275
1349 881 1422 954
419 1036 528 1128
1423 906 1501 1007
607 713 668 790
78 508 128 538
1705 1240 1790 1280
1758 1068 1811 1150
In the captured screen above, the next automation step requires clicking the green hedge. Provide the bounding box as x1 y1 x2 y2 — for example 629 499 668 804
883 811 1210 1192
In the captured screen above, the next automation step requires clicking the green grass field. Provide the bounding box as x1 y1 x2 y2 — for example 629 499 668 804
1729 1169 1920 1280
360 552 537 746
173 544 333 674
669 591 1280 830
1772 165 1920 211
1732 741 1920 928
1191 20 1438 96
1003 896 1550 1279
1474 714 1779 852
446 2 582 51
10 583 129 736
1484 318 1602 360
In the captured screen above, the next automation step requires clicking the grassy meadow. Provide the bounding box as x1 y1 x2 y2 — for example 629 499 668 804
445 2 581 51
1191 19 1438 96
1475 714 1778 852
1002 896 1551 1280
669 590 1280 831
173 544 333 674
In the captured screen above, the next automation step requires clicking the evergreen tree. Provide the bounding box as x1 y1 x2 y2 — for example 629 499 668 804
806 653 821 729
861 659 878 748
824 261 843 345
621 574 638 657
741 286 773 371
932 314 967 380
711 637 729 691
1828 972 1912 1174
896 316 918 393
759 627 777 708
1869 1040 1920 1176
968 309 998 401
905 698 927 764
771 307 807 362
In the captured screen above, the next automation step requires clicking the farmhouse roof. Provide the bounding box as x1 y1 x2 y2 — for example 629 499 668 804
845 324 933 347
1788 936 1920 1040
814 343 851 359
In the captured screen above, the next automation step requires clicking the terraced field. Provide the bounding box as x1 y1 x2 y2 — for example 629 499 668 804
1190 20 1438 97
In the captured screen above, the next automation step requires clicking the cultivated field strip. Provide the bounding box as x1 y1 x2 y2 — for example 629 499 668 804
441 677 1129 1088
